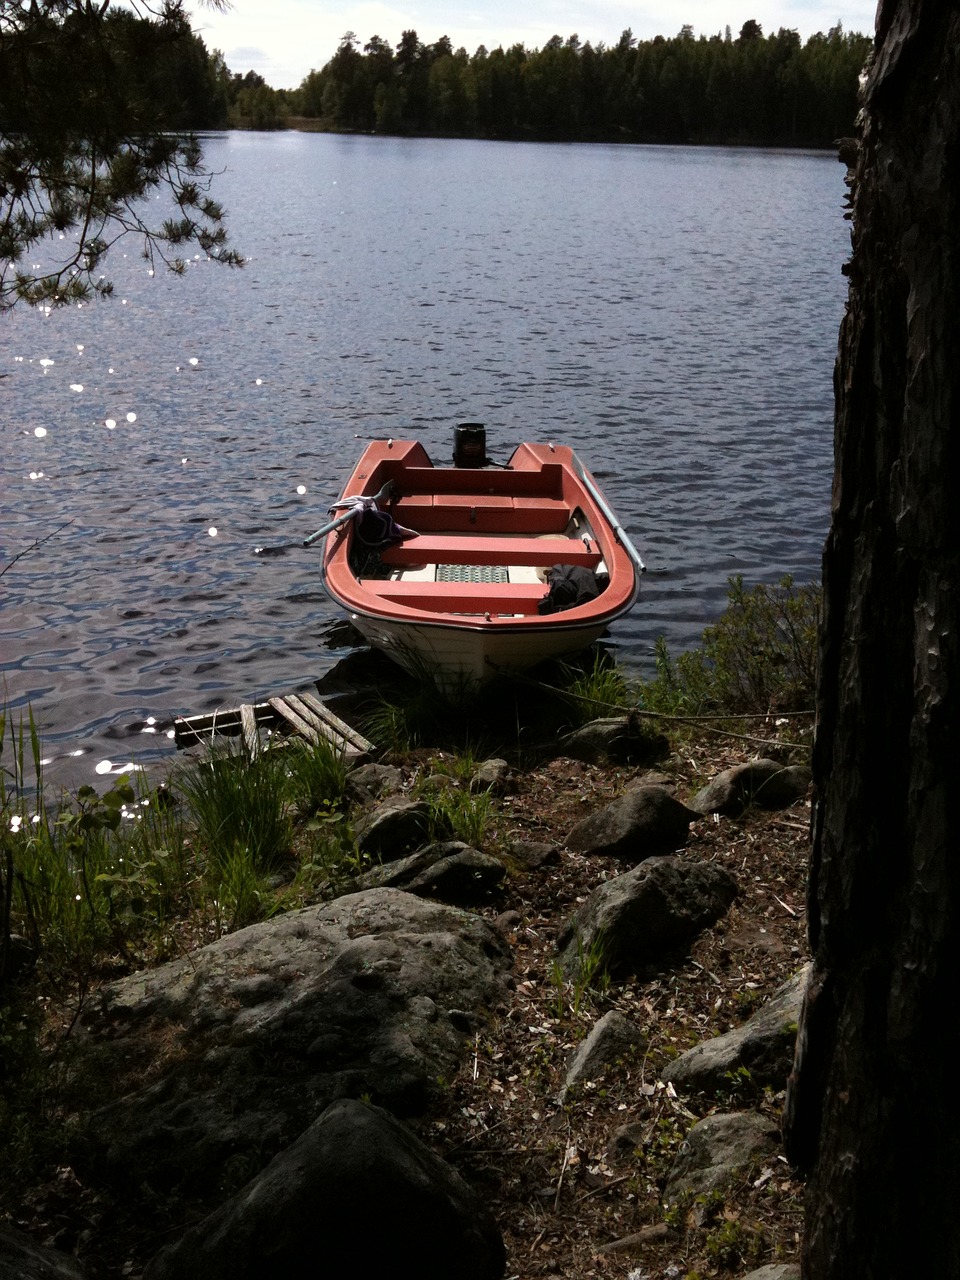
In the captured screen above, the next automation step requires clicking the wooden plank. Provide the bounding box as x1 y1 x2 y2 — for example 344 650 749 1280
268 696 322 745
379 534 602 569
282 694 344 750
239 704 260 758
294 692 376 757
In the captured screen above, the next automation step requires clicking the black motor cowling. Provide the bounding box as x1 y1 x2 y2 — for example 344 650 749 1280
453 422 487 468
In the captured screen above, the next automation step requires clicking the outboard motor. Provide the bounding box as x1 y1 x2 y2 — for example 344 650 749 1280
453 422 487 468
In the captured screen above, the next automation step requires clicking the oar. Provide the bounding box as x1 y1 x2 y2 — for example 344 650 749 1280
253 482 396 556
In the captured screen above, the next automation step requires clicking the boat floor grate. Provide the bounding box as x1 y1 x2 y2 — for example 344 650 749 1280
436 563 510 584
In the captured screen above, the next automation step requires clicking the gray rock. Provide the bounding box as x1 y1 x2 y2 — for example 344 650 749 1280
606 1120 647 1165
664 1111 780 1208
557 856 738 978
354 798 432 861
403 848 506 906
560 1010 646 1099
470 758 515 794
0 1228 87 1280
76 889 511 1197
508 840 560 869
565 785 699 861
664 965 810 1095
349 842 505 906
690 759 812 817
345 761 404 805
740 1267 801 1280
144 1099 505 1280
557 717 669 765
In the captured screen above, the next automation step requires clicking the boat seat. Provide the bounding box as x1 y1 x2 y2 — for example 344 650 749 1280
360 579 547 615
378 534 602 569
388 464 565 497
391 495 571 533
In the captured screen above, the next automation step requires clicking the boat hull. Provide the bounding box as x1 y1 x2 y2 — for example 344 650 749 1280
320 439 643 686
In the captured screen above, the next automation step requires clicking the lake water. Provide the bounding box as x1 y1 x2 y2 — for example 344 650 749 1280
1 133 849 786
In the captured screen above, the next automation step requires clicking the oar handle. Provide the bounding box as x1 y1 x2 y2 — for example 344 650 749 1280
302 480 396 547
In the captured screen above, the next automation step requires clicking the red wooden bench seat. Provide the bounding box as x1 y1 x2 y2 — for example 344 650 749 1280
378 535 602 569
391 494 571 533
359 579 548 615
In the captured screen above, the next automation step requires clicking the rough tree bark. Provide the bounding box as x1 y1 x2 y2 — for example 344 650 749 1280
784 3 960 1276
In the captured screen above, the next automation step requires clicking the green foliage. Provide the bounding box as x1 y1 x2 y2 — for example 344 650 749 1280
550 931 610 1018
0 0 241 311
283 736 349 817
557 651 632 725
640 576 821 716
175 741 292 876
423 786 492 847
291 23 871 147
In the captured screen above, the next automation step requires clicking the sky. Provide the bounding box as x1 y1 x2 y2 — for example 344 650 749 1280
193 1 879 91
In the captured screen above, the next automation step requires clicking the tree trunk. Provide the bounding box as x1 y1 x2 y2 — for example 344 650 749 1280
784 3 960 1276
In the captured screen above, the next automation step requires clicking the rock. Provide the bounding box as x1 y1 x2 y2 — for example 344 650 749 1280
350 842 505 907
663 965 810 1095
565 785 699 861
664 1111 780 1208
345 761 404 805
76 889 511 1198
469 758 515 794
0 1228 87 1280
560 1010 647 1099
143 1099 505 1280
353 798 432 861
403 848 506 906
740 1267 801 1280
508 840 560 869
557 856 738 978
556 717 669 765
690 759 812 816
607 1121 647 1165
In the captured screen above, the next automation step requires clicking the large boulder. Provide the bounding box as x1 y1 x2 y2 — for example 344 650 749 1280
663 965 810 1095
75 889 511 1197
690 759 811 817
557 856 738 977
144 1099 505 1280
565 785 699 861
0 1228 87 1280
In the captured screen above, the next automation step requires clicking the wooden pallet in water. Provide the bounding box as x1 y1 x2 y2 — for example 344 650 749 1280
173 690 374 761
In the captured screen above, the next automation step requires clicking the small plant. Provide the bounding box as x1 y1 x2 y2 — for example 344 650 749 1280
425 786 492 847
640 575 820 716
175 739 291 874
557 651 632 725
550 931 610 1018
283 735 348 816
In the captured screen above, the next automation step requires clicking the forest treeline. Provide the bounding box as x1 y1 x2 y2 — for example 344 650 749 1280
1 13 871 147
295 22 871 146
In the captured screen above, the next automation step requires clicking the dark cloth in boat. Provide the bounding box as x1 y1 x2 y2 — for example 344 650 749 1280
328 495 417 549
354 506 417 547
538 565 608 614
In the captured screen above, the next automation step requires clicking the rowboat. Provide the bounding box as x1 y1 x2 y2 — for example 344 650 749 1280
316 429 644 686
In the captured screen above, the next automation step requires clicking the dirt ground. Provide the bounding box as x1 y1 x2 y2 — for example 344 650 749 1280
411 737 812 1280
